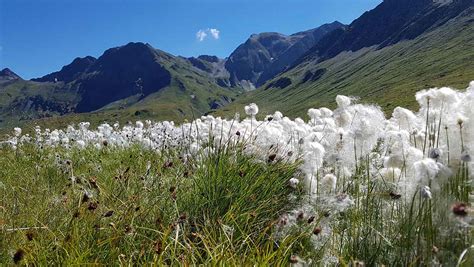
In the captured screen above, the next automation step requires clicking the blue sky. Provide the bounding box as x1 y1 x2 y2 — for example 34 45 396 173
0 0 382 79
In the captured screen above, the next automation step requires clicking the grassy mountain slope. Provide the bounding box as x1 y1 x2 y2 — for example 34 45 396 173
216 7 474 118
0 80 78 126
0 43 239 131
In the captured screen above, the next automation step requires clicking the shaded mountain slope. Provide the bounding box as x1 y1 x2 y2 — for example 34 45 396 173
225 22 345 88
0 42 239 128
217 5 474 118
299 0 473 62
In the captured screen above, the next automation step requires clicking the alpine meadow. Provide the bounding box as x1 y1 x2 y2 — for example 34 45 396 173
0 0 473 265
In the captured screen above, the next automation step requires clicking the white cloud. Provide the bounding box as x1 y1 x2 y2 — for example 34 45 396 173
196 30 208 42
209 28 220 39
196 28 220 41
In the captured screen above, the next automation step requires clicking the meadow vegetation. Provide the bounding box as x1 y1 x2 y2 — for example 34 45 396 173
1 82 473 265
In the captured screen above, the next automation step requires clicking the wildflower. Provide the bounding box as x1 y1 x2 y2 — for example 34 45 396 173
380 168 401 183
13 249 25 264
319 107 333 117
308 108 321 120
178 213 187 223
273 111 283 120
421 186 432 199
297 211 305 221
163 161 173 168
313 226 322 235
428 148 442 160
13 127 22 137
321 174 337 193
125 225 133 234
88 202 98 211
103 210 114 217
278 215 289 227
452 202 469 217
389 192 402 200
414 159 440 182
76 140 86 149
268 153 277 162
289 178 299 189
335 95 352 108
461 150 471 162
26 232 34 241
82 192 91 203
89 176 98 189
244 103 259 116
384 154 404 169
289 255 299 264
234 112 240 121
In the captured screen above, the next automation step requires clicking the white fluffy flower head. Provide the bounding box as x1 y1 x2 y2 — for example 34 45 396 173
289 178 299 189
244 103 259 116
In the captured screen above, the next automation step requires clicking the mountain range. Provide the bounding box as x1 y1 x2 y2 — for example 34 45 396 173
1 0 473 129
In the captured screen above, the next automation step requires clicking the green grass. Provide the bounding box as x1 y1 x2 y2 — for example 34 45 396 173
0 135 473 265
0 142 307 265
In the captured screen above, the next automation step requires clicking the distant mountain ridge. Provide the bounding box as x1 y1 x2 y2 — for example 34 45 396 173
299 0 473 63
0 42 239 127
1 0 473 129
32 56 97 83
225 21 345 88
219 0 474 118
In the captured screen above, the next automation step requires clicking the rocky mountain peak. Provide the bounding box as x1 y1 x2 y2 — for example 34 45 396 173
0 68 22 80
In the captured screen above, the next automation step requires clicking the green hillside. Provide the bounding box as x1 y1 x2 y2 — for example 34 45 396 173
216 8 474 118
0 44 239 132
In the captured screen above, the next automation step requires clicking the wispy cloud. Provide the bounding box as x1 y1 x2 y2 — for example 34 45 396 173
209 28 220 39
196 28 220 42
196 30 208 42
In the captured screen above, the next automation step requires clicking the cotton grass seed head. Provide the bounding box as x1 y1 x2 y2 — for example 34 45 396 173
421 186 432 199
244 103 259 116
289 178 299 189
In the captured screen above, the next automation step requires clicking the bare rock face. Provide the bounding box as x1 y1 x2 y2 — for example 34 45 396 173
225 21 345 88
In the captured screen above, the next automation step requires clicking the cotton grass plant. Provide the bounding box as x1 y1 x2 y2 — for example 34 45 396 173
1 81 474 265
